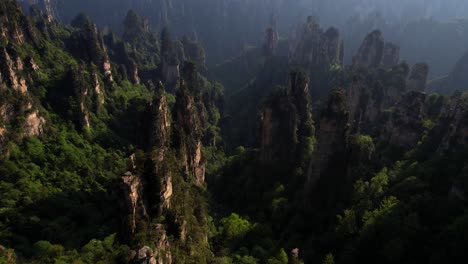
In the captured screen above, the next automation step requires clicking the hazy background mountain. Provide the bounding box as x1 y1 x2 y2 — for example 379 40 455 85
18 0 468 78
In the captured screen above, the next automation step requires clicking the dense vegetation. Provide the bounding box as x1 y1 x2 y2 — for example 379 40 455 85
0 1 467 264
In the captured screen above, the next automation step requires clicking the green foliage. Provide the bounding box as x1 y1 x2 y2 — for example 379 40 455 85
266 249 288 264
0 127 126 256
219 214 253 242
321 253 335 264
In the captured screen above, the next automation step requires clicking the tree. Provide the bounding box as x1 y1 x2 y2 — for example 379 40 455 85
220 213 253 241
322 253 335 264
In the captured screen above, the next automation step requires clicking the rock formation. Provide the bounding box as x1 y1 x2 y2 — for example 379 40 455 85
381 91 427 150
428 48 468 95
69 14 113 82
174 64 207 186
121 64 214 263
259 71 313 164
290 16 344 69
407 63 429 92
382 42 400 68
346 63 410 132
0 1 46 150
264 27 279 56
352 30 385 69
306 89 349 188
352 30 401 69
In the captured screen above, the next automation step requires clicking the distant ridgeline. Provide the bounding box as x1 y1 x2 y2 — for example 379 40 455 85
0 1 467 264
17 0 468 77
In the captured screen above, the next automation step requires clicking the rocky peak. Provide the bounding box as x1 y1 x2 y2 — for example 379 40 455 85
436 93 468 152
19 0 57 22
263 27 279 56
259 87 298 163
382 42 400 68
319 27 344 67
181 35 206 68
160 27 180 85
381 91 427 150
259 71 313 164
120 170 148 237
428 48 468 95
407 63 429 92
347 63 410 132
69 14 113 82
149 83 171 151
0 48 28 94
306 89 349 189
352 30 402 70
290 16 343 69
174 65 206 186
352 30 385 69
123 9 150 43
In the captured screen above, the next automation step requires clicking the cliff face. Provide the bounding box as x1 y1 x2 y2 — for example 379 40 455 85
290 16 343 69
174 66 207 186
120 64 215 263
428 48 468 95
68 15 113 82
426 93 468 153
381 91 427 149
407 63 429 92
259 71 314 165
288 16 344 99
0 1 46 150
121 91 174 263
352 30 400 69
347 63 410 132
306 89 349 190
382 42 400 68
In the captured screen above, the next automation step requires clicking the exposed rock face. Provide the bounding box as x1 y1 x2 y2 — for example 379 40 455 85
122 65 214 263
129 60 140 85
103 60 113 82
307 89 349 187
122 86 176 263
319 27 344 67
24 110 45 136
407 63 429 92
0 3 46 144
0 48 28 94
449 51 468 92
382 42 400 68
121 171 148 236
428 49 468 95
149 88 171 150
436 93 468 152
259 71 313 164
347 63 410 132
20 0 57 22
352 30 385 69
264 27 279 56
353 30 402 70
69 15 113 82
289 17 344 98
133 225 172 264
0 245 16 264
175 77 206 186
163 64 179 85
148 88 173 212
181 36 206 68
290 16 343 68
259 89 298 162
69 67 92 129
381 91 427 150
